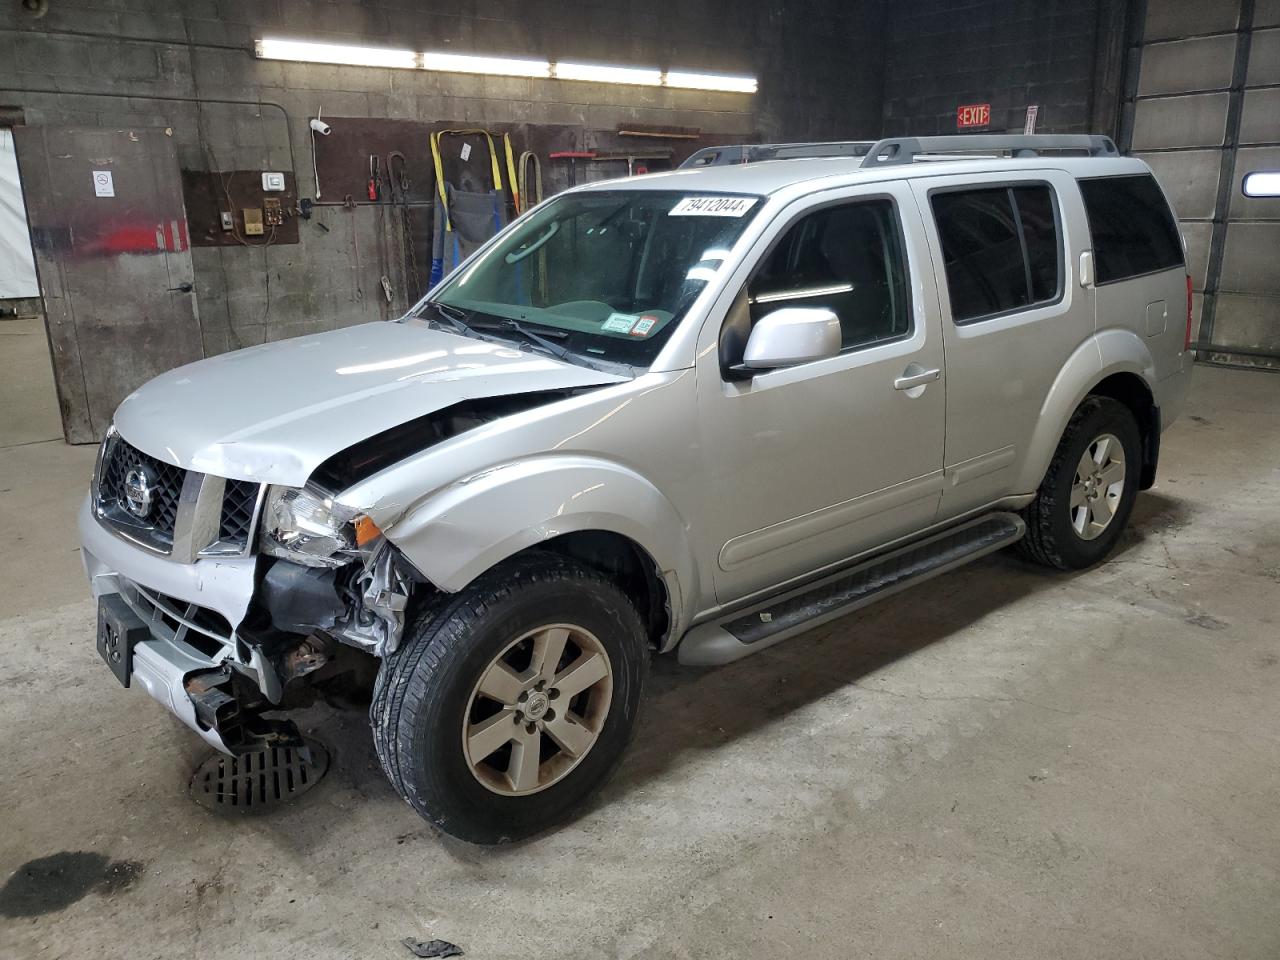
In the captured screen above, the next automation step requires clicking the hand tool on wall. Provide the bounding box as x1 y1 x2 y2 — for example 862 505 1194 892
518 151 548 301
518 150 544 210
343 194 363 302
367 155 381 201
387 151 422 306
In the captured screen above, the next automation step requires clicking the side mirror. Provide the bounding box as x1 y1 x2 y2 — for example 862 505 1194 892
738 307 841 372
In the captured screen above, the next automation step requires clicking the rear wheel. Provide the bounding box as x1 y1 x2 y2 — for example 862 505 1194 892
370 553 648 843
1020 396 1142 570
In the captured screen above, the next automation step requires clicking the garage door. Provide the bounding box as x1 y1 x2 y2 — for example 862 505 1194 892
1124 0 1280 369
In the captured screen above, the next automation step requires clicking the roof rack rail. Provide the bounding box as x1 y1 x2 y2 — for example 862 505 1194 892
860 134 1119 167
679 140 874 168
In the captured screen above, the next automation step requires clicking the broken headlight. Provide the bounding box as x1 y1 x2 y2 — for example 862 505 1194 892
259 485 360 569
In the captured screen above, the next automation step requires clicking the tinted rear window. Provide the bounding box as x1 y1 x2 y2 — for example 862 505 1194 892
1079 174 1184 284
931 184 1062 323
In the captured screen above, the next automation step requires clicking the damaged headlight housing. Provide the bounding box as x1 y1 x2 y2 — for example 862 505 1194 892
259 485 362 568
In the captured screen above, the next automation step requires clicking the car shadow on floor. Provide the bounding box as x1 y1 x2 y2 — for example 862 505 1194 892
596 492 1195 828
265 492 1195 855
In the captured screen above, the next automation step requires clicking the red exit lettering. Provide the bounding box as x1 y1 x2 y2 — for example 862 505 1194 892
956 103 992 129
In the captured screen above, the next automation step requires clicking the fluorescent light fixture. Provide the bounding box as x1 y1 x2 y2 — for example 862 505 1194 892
1242 170 1280 197
422 52 551 78
555 61 663 86
256 38 417 69
665 70 757 93
253 38 756 94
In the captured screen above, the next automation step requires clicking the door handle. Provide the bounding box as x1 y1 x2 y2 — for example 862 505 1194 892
168 282 194 293
893 367 940 391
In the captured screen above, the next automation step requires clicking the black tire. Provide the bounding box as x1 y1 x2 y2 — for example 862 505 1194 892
1020 396 1142 570
370 552 648 844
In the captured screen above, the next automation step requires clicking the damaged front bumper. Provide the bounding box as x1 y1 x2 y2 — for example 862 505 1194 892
80 496 273 753
80 495 422 754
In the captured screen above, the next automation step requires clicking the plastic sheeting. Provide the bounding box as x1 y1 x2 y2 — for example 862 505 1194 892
0 130 39 298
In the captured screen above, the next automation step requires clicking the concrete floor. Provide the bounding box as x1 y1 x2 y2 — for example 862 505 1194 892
1 361 1278 960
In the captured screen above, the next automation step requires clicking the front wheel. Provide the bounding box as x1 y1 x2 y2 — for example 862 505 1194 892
370 553 648 844
1020 396 1142 570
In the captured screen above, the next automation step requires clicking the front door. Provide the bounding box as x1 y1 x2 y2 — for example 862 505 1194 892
14 126 202 443
695 184 946 603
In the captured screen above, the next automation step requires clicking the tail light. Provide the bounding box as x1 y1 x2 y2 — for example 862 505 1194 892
1184 274 1194 351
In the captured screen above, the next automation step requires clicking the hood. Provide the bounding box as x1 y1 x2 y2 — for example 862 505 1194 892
113 319 627 486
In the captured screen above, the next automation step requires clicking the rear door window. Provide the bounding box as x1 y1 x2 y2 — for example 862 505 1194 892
1079 174 1184 284
931 184 1062 323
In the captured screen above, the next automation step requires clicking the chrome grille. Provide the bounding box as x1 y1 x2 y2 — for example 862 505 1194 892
97 435 187 549
94 431 263 559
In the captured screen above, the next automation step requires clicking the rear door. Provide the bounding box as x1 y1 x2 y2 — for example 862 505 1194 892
694 182 947 603
912 169 1094 517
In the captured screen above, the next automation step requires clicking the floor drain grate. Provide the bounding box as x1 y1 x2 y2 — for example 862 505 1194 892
188 740 329 814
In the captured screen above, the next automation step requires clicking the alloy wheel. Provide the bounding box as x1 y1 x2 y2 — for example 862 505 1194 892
462 624 613 796
1070 432 1126 541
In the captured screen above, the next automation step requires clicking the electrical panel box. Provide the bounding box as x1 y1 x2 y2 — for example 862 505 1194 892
243 208 264 236
261 171 286 191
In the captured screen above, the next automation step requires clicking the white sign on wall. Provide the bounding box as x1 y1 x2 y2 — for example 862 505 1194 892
0 130 40 298
1024 105 1040 135
92 170 115 198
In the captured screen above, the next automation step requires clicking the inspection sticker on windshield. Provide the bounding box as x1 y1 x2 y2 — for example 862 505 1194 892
669 196 757 217
630 315 658 337
602 312 638 334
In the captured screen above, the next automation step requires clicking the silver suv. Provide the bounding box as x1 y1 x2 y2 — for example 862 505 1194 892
81 135 1192 843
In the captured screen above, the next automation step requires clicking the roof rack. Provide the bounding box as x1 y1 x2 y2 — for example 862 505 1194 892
679 141 874 169
860 135 1119 167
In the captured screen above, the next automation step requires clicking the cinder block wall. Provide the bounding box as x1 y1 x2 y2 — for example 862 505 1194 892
3 0 889 354
880 0 1106 135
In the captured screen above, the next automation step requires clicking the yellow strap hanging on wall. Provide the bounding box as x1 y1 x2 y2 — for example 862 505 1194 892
429 131 451 232
503 133 520 214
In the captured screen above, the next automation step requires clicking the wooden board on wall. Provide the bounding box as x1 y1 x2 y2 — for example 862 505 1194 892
311 117 758 207
182 169 300 246
311 120 592 205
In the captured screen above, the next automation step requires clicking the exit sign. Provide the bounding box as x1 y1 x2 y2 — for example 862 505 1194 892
957 103 991 129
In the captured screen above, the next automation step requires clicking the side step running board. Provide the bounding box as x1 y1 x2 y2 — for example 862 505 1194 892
677 512 1025 666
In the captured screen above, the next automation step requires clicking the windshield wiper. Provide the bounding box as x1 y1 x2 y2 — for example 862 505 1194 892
431 309 620 374
426 300 473 335
469 317 572 361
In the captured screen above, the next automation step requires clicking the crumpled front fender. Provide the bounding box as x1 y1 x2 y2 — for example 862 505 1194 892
385 455 699 642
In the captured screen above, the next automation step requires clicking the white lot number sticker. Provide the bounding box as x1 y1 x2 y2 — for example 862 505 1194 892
602 312 638 334
669 196 757 217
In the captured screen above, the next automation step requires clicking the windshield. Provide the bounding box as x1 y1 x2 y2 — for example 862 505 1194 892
418 189 762 368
